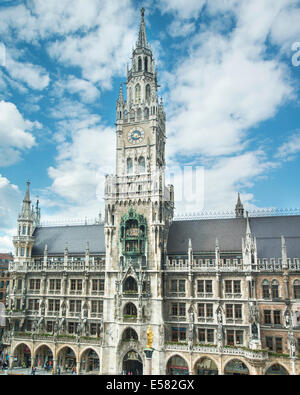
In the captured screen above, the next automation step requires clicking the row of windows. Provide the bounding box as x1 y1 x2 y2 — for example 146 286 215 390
171 327 244 346
26 320 101 336
127 157 145 175
128 83 151 104
170 303 243 320
17 278 105 292
169 278 300 299
170 279 242 295
25 299 103 314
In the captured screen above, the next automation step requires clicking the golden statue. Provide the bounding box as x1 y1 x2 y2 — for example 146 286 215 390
146 325 153 348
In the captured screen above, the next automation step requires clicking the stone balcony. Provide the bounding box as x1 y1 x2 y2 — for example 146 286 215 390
165 342 269 361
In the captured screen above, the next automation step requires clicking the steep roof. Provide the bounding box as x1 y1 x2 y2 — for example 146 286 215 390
249 216 300 259
167 216 300 259
32 224 105 256
30 215 300 259
167 218 246 255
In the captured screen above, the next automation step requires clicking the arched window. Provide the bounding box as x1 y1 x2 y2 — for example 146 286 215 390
145 84 151 102
262 280 270 299
138 157 146 173
271 280 279 299
123 277 138 293
124 303 137 317
122 327 138 341
144 107 149 120
144 57 148 71
135 84 141 103
294 280 300 299
127 158 133 175
138 57 142 72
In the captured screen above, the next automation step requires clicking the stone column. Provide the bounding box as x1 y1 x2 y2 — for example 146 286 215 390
144 348 154 375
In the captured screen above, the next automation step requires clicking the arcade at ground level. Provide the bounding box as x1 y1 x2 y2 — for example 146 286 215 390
4 342 297 375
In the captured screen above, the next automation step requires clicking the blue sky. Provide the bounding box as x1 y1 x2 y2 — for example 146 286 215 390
0 0 300 251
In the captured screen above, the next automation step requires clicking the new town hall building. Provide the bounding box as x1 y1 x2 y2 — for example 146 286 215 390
2 9 300 375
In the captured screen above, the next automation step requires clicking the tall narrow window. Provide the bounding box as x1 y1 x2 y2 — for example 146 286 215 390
144 57 148 71
135 84 141 102
145 84 151 102
138 57 142 71
272 280 279 299
144 107 149 120
127 158 133 175
138 157 146 173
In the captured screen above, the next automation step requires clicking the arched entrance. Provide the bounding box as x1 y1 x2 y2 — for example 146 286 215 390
57 347 76 373
122 350 143 375
14 343 31 368
80 348 100 375
265 364 289 375
34 345 53 371
167 355 189 375
224 359 249 375
195 357 218 375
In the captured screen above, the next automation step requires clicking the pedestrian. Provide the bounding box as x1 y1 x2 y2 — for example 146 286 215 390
57 366 61 375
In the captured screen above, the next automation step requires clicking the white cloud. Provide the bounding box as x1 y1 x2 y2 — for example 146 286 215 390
158 0 206 19
159 0 298 211
276 130 300 161
46 122 115 219
0 100 38 166
54 76 100 103
0 175 21 238
4 51 50 90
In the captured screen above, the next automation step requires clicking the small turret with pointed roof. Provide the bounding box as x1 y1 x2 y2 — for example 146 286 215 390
235 192 244 218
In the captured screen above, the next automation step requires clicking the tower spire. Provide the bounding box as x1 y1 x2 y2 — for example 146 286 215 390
20 180 32 220
137 7 148 48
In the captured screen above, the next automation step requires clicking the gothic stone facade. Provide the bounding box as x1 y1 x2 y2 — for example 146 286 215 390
3 10 300 375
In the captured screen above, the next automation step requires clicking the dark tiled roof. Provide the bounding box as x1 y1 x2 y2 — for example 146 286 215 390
249 216 300 259
167 216 300 259
30 216 300 260
32 224 105 256
167 218 246 254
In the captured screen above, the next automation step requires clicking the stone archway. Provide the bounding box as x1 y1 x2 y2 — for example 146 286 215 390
80 348 100 375
224 359 250 375
194 357 218 375
57 346 77 374
122 350 143 375
34 344 54 371
265 363 289 375
167 354 189 375
13 343 32 368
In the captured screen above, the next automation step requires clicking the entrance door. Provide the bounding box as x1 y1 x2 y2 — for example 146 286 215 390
122 350 143 375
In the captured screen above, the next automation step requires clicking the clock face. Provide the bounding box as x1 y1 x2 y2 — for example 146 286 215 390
128 128 144 145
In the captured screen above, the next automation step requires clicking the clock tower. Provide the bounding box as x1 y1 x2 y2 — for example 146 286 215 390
103 8 174 374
